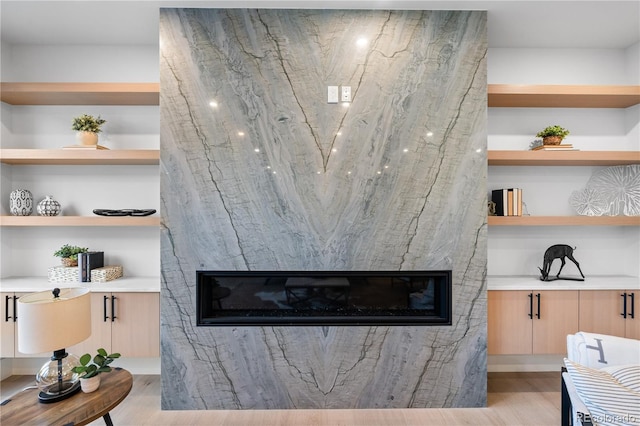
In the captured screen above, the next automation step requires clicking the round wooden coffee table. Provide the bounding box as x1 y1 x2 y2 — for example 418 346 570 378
0 367 132 426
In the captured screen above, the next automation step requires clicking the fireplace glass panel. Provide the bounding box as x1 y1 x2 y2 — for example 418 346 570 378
197 271 451 325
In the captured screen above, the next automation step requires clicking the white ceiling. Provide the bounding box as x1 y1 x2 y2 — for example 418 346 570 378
1 0 639 49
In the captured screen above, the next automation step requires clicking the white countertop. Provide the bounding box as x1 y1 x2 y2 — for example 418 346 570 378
0 276 160 293
488 275 640 291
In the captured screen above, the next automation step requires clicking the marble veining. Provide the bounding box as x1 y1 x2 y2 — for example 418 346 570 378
160 9 487 409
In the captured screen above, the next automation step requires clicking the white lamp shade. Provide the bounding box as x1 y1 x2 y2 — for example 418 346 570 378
18 288 91 354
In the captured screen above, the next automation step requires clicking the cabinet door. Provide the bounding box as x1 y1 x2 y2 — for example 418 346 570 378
532 290 579 354
68 292 112 356
111 292 160 358
579 290 626 337
624 290 640 340
488 290 533 355
1 293 16 358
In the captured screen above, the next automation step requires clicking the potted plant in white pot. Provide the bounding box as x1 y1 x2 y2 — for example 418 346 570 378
72 114 106 146
71 348 121 393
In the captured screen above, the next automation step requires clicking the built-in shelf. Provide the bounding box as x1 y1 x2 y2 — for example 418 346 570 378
488 150 640 166
488 216 640 226
0 82 159 105
488 84 640 108
4 83 637 108
0 216 160 227
0 149 159 165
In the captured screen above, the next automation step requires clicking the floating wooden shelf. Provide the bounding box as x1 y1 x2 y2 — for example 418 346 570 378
0 82 159 105
0 149 159 165
488 216 640 226
0 215 160 227
488 84 640 108
488 150 640 166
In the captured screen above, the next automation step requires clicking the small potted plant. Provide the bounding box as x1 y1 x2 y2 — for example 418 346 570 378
536 125 570 145
53 244 88 267
72 348 121 393
72 114 106 146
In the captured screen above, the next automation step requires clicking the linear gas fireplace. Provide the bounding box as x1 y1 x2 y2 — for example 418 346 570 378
196 270 452 326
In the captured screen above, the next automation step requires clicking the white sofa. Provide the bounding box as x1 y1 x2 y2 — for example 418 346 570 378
562 332 640 426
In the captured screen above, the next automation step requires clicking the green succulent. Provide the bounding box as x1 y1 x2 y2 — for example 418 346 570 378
536 125 570 138
72 114 106 133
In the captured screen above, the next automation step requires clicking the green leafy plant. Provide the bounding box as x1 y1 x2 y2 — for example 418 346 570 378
72 348 121 379
53 244 88 261
71 114 106 133
536 125 570 139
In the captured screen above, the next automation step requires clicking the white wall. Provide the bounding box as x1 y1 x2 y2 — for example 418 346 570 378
1 44 158 82
488 46 639 85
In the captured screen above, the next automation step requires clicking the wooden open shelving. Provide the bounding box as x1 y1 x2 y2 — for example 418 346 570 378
0 149 159 165
0 82 159 105
0 215 160 227
488 216 640 226
488 84 640 108
488 150 640 166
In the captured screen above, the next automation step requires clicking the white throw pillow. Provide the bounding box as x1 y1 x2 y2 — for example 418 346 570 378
569 332 640 369
564 359 640 426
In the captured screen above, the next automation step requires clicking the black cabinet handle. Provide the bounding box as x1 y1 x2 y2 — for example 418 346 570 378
111 295 117 322
528 293 533 319
622 293 627 318
535 293 541 319
103 295 109 322
630 292 635 319
4 296 10 322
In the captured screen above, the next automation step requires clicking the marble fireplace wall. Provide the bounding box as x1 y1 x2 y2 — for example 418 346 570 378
160 9 487 410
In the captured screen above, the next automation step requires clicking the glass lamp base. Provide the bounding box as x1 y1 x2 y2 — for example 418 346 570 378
38 380 80 403
36 351 81 404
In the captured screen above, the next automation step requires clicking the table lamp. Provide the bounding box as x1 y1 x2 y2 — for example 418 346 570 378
17 287 91 403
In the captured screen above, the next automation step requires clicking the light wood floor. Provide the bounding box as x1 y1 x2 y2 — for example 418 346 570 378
1 372 560 425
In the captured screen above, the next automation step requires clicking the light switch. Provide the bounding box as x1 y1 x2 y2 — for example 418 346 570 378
341 86 351 102
328 86 339 103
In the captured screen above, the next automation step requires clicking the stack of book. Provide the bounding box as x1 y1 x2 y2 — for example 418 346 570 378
78 251 104 282
531 144 578 151
491 188 523 216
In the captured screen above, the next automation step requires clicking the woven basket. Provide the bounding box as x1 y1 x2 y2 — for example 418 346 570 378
542 136 563 145
61 257 78 267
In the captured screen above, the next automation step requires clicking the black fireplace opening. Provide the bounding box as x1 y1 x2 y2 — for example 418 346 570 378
196 270 452 326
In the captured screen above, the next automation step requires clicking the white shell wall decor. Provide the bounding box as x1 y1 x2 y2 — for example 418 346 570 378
37 195 62 216
571 165 640 216
569 187 608 216
9 189 33 216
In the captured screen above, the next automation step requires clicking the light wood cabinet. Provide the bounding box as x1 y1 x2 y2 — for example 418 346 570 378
69 292 160 358
2 292 51 358
578 290 639 340
488 290 579 355
1 293 17 358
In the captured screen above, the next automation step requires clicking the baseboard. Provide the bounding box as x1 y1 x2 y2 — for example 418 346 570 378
488 354 565 372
